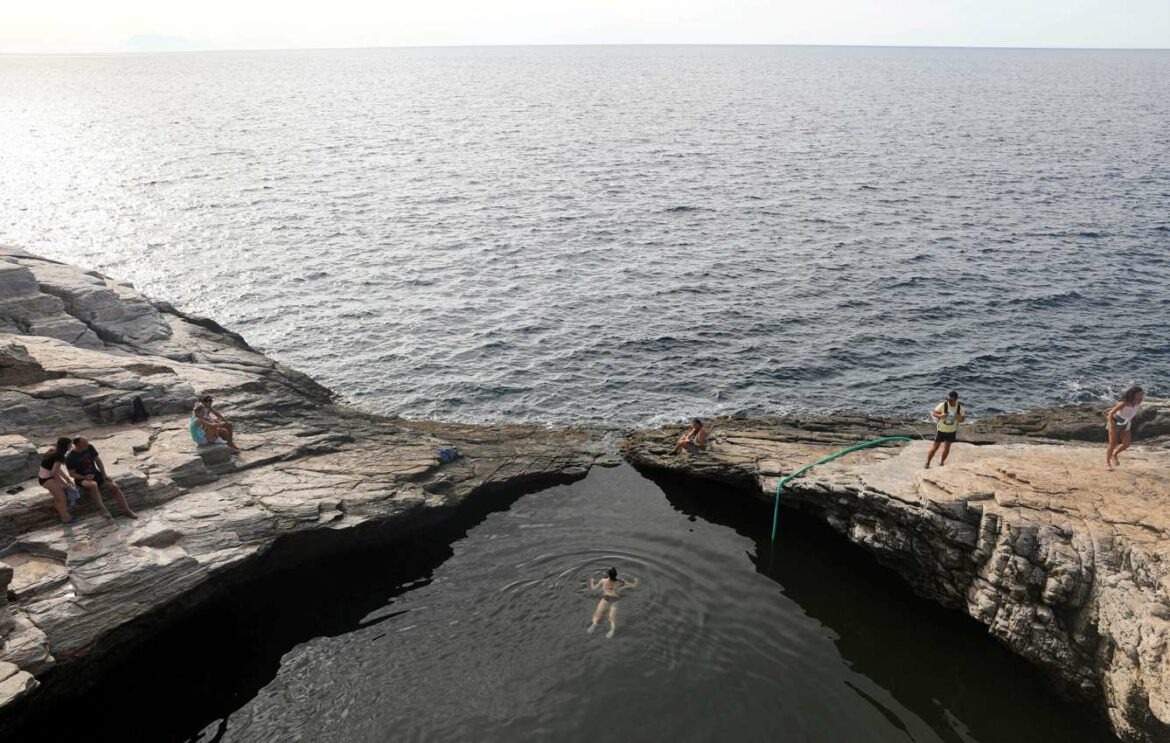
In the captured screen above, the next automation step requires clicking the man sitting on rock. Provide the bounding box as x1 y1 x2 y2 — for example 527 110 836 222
671 418 709 455
65 436 137 520
192 394 240 454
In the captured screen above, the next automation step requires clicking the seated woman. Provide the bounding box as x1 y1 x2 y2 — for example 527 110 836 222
38 436 79 524
191 394 240 454
671 418 708 455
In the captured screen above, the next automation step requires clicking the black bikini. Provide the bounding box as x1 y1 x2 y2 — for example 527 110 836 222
38 452 61 486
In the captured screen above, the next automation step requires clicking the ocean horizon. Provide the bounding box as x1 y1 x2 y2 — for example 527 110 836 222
2 44 1167 425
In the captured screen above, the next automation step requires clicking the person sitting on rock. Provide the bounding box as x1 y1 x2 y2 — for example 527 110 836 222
192 394 240 454
1105 385 1144 470
925 391 965 468
671 418 708 455
65 436 137 520
38 436 80 524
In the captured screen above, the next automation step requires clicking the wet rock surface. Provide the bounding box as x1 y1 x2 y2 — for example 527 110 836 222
624 410 1170 743
0 246 605 712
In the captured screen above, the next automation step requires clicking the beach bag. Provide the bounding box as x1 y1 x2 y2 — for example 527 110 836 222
438 447 460 463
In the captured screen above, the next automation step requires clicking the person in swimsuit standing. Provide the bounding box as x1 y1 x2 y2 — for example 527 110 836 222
588 567 639 639
1105 386 1144 470
38 436 78 524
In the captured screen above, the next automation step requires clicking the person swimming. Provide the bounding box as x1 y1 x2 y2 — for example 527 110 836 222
587 567 639 639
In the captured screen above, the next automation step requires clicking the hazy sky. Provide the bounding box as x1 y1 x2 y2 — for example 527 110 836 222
2 0 1168 54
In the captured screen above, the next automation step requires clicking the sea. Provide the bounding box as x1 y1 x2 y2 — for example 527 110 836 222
1 45 1167 426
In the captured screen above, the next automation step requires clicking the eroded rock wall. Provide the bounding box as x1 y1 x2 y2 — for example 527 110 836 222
0 246 605 715
3 244 1167 743
625 416 1170 742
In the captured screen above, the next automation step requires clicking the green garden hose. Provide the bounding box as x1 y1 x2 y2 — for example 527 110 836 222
770 436 913 542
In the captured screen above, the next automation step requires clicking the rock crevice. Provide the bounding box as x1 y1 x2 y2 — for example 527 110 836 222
0 246 604 717
3 245 1168 743
624 413 1170 742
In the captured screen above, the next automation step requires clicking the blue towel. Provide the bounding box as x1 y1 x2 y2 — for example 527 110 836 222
189 416 208 446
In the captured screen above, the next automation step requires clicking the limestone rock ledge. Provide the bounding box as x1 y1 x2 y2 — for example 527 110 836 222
0 247 606 714
624 412 1170 743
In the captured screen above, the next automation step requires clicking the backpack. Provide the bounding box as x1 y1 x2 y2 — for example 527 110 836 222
940 400 962 420
130 396 149 423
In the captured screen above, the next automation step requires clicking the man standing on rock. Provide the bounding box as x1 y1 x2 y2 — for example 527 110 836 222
925 391 965 469
66 436 137 520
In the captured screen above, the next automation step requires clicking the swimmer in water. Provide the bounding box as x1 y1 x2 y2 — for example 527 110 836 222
588 567 639 639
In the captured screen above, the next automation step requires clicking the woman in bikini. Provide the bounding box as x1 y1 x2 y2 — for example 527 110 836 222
1105 386 1144 470
38 436 78 524
588 567 639 638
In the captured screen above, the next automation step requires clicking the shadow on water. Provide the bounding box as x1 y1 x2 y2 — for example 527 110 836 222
642 469 1118 743
0 465 1118 743
0 479 569 743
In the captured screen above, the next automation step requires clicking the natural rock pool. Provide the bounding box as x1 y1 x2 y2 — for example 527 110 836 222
7 465 1113 742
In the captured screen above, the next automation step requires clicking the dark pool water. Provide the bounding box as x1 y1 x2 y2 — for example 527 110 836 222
1 465 1114 742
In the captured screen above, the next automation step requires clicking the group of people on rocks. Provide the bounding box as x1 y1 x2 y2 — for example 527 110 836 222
672 386 1149 472
924 386 1147 471
33 383 1150 526
35 394 239 525
37 435 137 525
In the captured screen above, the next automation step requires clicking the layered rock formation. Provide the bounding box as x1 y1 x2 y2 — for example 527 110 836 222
3 245 1168 742
0 247 605 714
625 410 1170 743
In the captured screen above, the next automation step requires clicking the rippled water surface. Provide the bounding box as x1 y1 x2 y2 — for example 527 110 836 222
0 466 1114 741
21 466 1096 743
2 46 1168 424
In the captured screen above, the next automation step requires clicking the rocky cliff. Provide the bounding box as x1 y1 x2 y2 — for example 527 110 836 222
625 409 1170 743
3 245 1168 742
0 247 606 714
